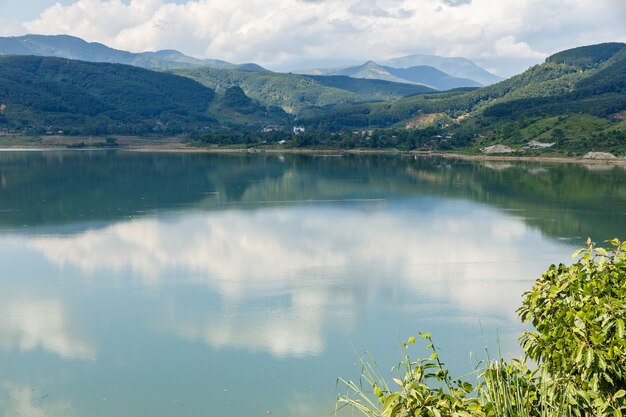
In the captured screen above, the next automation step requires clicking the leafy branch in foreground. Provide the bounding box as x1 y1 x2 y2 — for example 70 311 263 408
337 238 626 417
518 237 626 416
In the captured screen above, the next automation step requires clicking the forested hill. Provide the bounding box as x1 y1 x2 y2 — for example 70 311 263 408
172 66 433 114
0 55 287 134
301 43 626 139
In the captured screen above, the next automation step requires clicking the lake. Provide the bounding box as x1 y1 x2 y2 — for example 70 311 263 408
0 151 625 417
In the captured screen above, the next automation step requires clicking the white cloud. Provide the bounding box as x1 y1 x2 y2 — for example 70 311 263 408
493 36 545 59
19 0 626 75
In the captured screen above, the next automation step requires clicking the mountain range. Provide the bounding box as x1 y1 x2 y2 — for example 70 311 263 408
321 60 483 90
382 54 503 85
295 56 502 89
0 34 265 72
301 42 626 152
0 34 498 89
0 35 624 154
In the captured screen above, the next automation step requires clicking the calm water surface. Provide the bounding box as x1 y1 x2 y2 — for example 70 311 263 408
1 151 625 417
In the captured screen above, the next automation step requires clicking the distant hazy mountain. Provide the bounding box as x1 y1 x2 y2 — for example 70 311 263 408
325 61 481 90
295 54 502 87
382 54 503 86
0 34 269 72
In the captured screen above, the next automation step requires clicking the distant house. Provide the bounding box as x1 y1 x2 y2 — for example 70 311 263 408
278 140 287 145
293 126 305 134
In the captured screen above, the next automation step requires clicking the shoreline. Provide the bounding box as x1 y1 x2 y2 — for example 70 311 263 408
1 138 625 164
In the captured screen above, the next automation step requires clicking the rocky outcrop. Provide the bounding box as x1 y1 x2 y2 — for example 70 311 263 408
482 144 514 154
583 152 617 160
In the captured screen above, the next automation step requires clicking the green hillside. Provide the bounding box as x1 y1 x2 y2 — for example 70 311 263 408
208 86 291 126
0 55 286 135
172 67 432 114
300 43 626 154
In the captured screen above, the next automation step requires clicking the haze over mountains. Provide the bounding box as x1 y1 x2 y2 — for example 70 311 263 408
306 61 483 90
295 56 503 88
0 34 265 72
0 34 499 90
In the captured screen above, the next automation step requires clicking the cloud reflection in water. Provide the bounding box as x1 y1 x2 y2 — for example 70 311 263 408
25 199 567 357
0 298 96 361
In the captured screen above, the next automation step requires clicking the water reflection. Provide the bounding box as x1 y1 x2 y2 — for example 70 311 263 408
2 152 625 417
0 297 96 361
0 382 76 417
161 299 331 358
16 199 566 357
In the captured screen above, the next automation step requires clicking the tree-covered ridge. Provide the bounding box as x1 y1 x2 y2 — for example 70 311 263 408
546 42 626 69
0 55 216 134
0 55 287 134
208 86 291 126
172 66 432 114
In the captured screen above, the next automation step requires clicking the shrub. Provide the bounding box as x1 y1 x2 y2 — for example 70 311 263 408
518 238 626 416
338 239 626 417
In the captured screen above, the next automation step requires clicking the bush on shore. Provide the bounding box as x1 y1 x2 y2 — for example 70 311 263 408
338 238 626 417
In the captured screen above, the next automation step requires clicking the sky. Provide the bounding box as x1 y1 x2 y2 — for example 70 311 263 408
1 0 625 76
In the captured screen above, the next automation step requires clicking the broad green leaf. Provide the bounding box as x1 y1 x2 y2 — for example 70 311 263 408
617 319 625 339
596 247 608 256
381 393 400 416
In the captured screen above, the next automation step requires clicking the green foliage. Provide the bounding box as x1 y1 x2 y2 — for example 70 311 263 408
337 335 573 417
479 360 573 417
337 333 483 417
339 239 626 417
518 238 626 416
